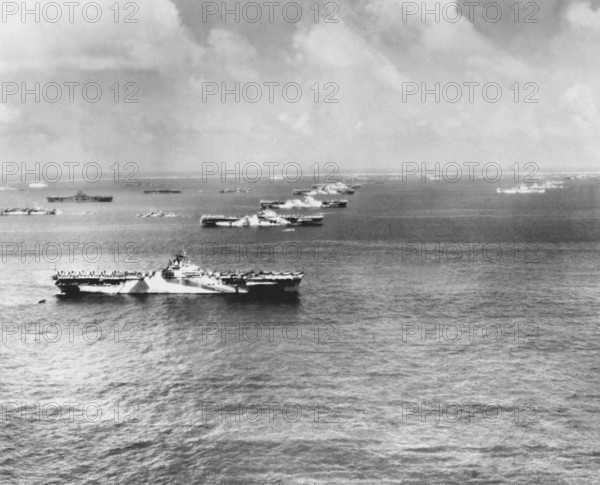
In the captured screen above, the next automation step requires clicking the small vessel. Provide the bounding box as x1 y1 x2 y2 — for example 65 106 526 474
200 215 245 226
144 190 182 194
1 207 57 216
220 187 254 194
312 182 356 194
137 210 182 218
201 209 324 227
29 182 48 189
496 181 565 195
293 182 356 196
261 195 347 210
52 251 304 296
47 191 113 203
496 185 545 195
281 213 325 226
322 200 348 208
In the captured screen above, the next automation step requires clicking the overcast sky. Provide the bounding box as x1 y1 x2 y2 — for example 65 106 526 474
1 0 599 174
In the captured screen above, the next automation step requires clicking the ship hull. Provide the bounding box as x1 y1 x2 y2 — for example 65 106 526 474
47 197 113 203
201 215 323 227
260 200 346 210
53 252 303 297
143 190 181 194
1 210 57 216
322 201 347 208
55 275 300 296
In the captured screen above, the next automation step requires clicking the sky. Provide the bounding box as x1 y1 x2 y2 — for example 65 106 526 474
1 0 600 175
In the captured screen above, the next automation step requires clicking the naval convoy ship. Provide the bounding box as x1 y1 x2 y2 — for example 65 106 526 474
260 196 347 210
52 252 303 296
201 209 324 227
47 191 113 203
1 207 57 216
143 189 182 194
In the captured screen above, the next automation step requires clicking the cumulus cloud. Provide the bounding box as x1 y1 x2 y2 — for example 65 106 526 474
1 0 599 172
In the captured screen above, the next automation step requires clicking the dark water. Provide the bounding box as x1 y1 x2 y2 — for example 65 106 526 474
1 178 599 484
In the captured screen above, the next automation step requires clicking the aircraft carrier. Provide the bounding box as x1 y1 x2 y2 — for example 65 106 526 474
52 252 303 296
47 191 113 203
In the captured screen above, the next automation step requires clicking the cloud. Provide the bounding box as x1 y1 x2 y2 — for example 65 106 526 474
560 84 600 133
206 29 260 78
1 0 600 172
0 0 199 74
0 105 20 123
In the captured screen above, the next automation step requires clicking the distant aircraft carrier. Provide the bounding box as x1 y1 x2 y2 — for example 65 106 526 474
47 191 113 203
201 210 324 227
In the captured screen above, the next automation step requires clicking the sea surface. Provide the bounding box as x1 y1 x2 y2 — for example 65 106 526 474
1 176 599 484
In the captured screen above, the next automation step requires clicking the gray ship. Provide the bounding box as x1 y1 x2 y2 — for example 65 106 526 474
52 252 303 296
47 191 113 203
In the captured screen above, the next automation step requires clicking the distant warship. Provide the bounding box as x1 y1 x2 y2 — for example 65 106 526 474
201 209 324 227
143 189 182 194
220 187 254 194
47 191 113 203
1 207 57 216
292 182 357 196
261 196 347 210
496 181 566 195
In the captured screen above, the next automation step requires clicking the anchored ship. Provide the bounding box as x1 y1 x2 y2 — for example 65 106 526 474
292 182 356 196
52 252 303 296
260 196 347 210
1 207 57 216
137 210 185 218
143 189 182 194
312 182 356 194
496 181 566 195
220 188 254 194
47 191 113 203
201 209 324 227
